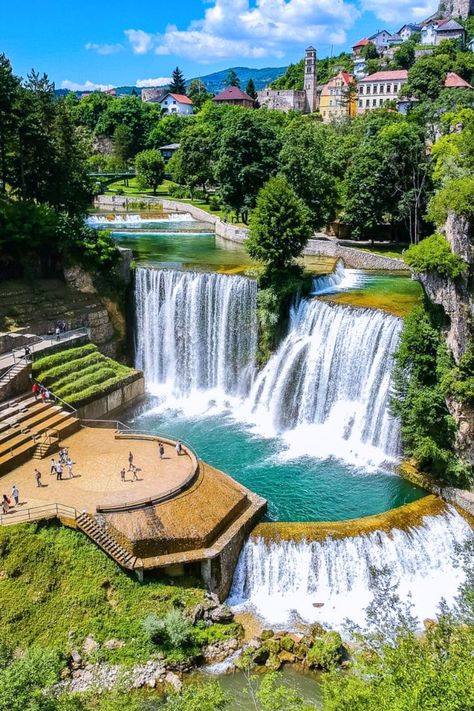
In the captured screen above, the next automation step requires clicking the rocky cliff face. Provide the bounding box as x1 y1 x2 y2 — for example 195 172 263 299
438 0 474 19
416 212 474 466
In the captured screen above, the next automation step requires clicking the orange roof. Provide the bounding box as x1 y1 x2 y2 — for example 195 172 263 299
444 72 473 89
162 93 193 105
353 38 370 48
360 70 408 82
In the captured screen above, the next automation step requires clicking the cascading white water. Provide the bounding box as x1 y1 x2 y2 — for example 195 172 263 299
86 213 194 227
246 299 402 464
135 267 258 402
311 259 369 295
229 506 472 629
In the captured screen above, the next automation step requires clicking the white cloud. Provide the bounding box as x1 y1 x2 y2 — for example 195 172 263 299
124 29 154 54
136 77 171 87
61 80 115 91
85 42 124 55
124 0 358 62
360 0 438 24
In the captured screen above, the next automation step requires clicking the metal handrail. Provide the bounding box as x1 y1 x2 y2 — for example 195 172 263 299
115 427 200 463
0 354 28 385
0 502 78 526
81 419 131 431
32 383 77 417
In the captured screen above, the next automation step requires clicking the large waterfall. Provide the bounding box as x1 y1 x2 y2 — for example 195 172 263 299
246 299 402 463
229 506 472 629
135 267 258 401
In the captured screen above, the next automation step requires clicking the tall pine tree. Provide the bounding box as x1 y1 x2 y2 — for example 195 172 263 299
226 69 241 88
246 78 257 100
169 67 186 94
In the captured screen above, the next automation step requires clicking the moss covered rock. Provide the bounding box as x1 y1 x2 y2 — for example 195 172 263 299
306 631 344 671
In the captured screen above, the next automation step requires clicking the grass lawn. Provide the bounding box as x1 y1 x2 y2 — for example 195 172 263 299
351 244 407 260
0 521 238 665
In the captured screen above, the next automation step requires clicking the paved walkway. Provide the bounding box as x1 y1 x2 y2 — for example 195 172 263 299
0 330 89 373
0 427 193 515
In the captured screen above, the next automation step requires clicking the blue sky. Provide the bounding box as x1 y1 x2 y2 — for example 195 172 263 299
1 1 439 89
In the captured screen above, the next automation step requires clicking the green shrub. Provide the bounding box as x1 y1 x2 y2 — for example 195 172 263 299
55 367 124 399
208 195 221 211
404 234 467 279
441 345 474 406
427 176 474 225
37 352 103 386
307 631 343 670
65 376 126 407
142 610 193 649
32 344 98 375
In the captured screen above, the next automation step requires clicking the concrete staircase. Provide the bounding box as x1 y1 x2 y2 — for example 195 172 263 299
76 512 138 570
0 394 80 474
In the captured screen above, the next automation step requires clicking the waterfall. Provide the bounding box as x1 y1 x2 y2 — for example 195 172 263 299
135 267 258 401
246 299 402 464
229 507 472 629
86 213 194 227
311 259 368 295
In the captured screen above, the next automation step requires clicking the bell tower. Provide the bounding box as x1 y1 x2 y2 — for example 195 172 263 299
304 46 317 113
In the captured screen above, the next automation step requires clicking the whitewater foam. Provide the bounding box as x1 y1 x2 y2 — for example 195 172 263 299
86 213 195 227
311 260 369 295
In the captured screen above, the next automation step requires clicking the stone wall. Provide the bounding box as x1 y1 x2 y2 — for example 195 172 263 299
77 373 145 420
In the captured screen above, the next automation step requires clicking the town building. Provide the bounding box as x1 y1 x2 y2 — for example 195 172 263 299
368 29 394 52
420 18 466 46
158 93 194 115
398 24 422 42
319 71 356 122
352 38 371 79
357 70 408 113
213 86 255 108
257 47 318 113
158 144 180 161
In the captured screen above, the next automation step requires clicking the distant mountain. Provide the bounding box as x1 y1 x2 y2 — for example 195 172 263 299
54 66 288 99
187 66 288 93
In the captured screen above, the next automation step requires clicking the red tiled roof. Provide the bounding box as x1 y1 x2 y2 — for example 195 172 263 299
164 93 193 105
444 72 473 89
353 38 370 48
339 71 354 85
360 70 408 82
213 86 253 102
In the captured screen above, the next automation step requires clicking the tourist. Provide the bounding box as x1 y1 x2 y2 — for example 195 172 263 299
11 485 19 506
66 458 75 479
40 387 47 404
32 382 39 400
128 451 134 471
34 469 42 487
55 462 63 480
159 443 165 460
24 345 31 362
175 441 183 456
50 458 56 475
120 467 126 483
2 495 10 515
55 326 60 341
132 465 140 482
44 388 50 401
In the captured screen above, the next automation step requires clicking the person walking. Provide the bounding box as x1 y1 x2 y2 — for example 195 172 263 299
40 387 47 404
131 465 140 482
55 326 60 341
32 382 39 400
50 458 56 475
34 469 42 487
120 467 126 483
128 451 134 471
55 462 63 481
2 495 9 515
66 458 74 479
175 441 183 456
11 485 19 506
159 443 165 460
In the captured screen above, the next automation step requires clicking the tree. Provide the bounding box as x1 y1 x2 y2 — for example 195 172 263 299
361 42 379 60
187 79 213 111
168 123 215 197
246 78 257 100
147 113 195 149
112 124 134 168
0 54 20 193
279 119 337 230
169 66 186 94
403 56 447 101
94 95 155 155
214 111 280 218
135 148 165 195
226 69 240 88
246 175 312 269
392 41 416 70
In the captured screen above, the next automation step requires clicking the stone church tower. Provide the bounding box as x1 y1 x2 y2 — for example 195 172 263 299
304 46 317 113
438 0 474 18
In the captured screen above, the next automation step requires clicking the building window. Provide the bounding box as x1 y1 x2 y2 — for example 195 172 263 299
359 85 364 94
367 85 371 94
359 99 362 107
366 98 370 107
380 84 384 93
373 99 377 106
393 84 398 92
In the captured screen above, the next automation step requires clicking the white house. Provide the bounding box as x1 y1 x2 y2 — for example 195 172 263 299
158 93 194 115
368 29 394 52
357 70 408 113
398 24 422 42
421 19 466 46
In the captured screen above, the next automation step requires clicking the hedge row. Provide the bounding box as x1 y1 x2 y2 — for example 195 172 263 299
35 352 103 386
55 366 129 400
32 344 97 374
52 360 126 392
66 376 129 408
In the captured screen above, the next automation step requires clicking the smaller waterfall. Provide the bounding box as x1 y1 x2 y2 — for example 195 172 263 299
246 299 402 463
86 213 194 227
311 260 368 295
135 267 258 402
229 507 472 629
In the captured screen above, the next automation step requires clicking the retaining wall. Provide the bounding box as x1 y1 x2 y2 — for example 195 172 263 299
77 373 145 420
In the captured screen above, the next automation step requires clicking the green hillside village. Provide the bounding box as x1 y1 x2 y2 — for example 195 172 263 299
1 0 474 708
